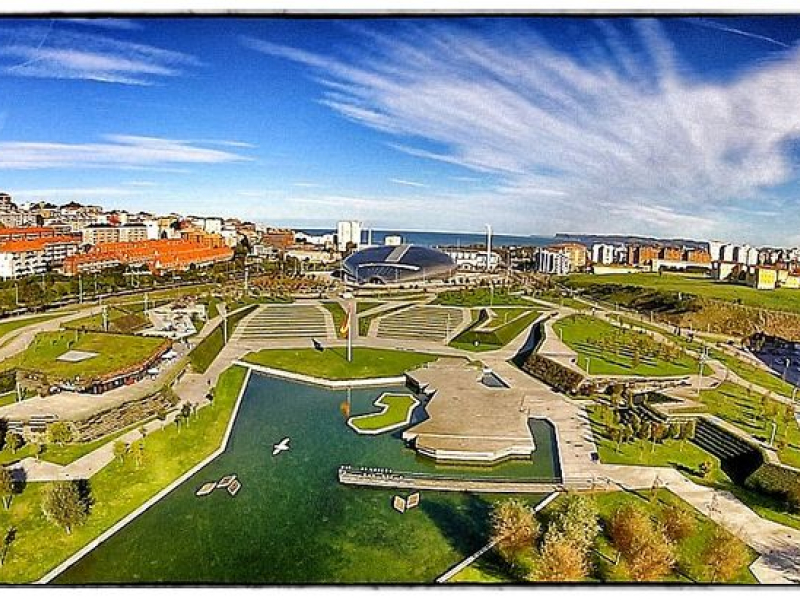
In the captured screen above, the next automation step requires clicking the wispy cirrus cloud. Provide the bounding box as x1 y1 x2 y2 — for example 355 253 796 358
0 24 198 85
243 20 800 242
61 18 144 31
390 178 428 188
0 134 251 170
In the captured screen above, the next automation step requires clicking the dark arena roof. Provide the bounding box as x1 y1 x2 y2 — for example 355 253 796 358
341 244 456 285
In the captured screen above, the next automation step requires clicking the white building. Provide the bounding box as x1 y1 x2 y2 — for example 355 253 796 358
0 237 79 279
591 243 615 265
337 220 362 252
203 217 223 235
707 240 725 262
442 248 501 271
532 248 571 275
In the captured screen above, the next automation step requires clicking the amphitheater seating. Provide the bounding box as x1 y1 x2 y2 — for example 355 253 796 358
376 305 464 342
235 304 330 340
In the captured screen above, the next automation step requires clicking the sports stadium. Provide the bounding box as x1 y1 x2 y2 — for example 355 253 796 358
341 244 457 285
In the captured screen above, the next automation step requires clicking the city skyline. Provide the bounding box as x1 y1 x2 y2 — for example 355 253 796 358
2 16 800 243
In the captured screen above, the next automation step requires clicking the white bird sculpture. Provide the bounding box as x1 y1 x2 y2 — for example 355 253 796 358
272 437 291 456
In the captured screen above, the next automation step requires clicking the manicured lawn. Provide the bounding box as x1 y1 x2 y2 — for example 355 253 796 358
242 347 438 380
553 314 700 377
41 420 151 466
564 272 800 314
188 305 257 373
698 383 800 468
356 301 382 313
348 393 418 433
433 288 535 307
0 390 15 407
64 306 149 333
709 349 796 398
484 307 530 328
587 404 729 486
0 366 248 583
450 309 540 353
0 331 167 382
0 313 70 341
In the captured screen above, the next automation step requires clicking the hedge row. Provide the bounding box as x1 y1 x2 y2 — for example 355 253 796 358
520 353 583 394
745 461 800 514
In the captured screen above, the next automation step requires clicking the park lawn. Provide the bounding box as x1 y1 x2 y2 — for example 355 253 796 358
484 307 530 328
41 420 152 466
106 283 214 307
321 302 347 338
564 272 800 314
586 404 729 486
448 561 514 583
242 347 438 380
0 313 70 342
698 383 800 468
708 349 796 398
553 314 700 377
433 288 534 307
349 393 418 433
0 331 167 382
356 301 382 313
535 291 590 310
63 306 150 333
0 443 37 468
188 305 257 373
556 489 759 583
0 390 15 407
0 366 247 584
450 309 540 353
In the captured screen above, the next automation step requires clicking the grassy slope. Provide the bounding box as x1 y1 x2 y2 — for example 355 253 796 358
0 366 247 583
242 347 438 380
554 314 699 377
433 288 535 307
697 382 800 468
188 305 256 373
449 309 540 353
0 331 165 381
349 393 417 432
321 302 347 338
565 272 800 314
0 313 68 341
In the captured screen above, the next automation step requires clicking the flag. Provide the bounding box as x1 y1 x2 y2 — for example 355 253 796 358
312 338 324 352
339 305 351 337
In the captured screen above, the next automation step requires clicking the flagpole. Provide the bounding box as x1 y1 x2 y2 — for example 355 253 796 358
347 301 353 362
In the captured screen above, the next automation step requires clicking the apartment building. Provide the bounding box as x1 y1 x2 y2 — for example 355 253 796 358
0 236 79 279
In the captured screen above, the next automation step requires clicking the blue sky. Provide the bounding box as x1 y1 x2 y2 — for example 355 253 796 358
1 16 800 244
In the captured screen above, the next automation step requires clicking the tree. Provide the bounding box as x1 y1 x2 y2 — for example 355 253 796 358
0 468 13 510
532 530 588 582
703 528 748 582
41 481 90 534
626 527 676 582
609 427 624 452
4 432 22 455
698 460 713 479
680 420 696 450
112 441 128 464
661 503 695 542
0 527 16 567
47 422 72 447
491 499 541 564
667 421 681 440
608 504 652 563
180 403 192 427
130 441 145 468
548 493 599 554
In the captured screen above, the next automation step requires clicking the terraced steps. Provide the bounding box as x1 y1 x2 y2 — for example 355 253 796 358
235 304 332 340
693 418 758 460
376 305 465 342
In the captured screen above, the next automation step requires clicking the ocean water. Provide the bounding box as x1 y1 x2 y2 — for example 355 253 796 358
300 228 556 248
57 373 556 584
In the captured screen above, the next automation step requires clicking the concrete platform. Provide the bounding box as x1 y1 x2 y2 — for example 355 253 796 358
402 358 534 462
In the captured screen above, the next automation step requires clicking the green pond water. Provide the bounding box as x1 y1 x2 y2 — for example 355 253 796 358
57 373 557 584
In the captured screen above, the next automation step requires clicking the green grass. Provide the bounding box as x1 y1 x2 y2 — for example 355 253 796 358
587 404 730 486
188 305 257 373
449 309 540 353
484 307 530 328
433 288 534 307
348 393 418 433
570 489 759 583
709 349 796 398
242 347 438 380
0 366 248 583
448 562 513 583
206 297 220 320
0 390 15 407
356 301 382 313
0 331 167 383
321 302 347 338
0 313 67 341
698 383 800 468
40 420 150 466
564 272 800 314
553 314 700 377
63 306 149 333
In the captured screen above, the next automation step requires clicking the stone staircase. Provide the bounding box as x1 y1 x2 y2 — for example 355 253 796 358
375 305 466 342
234 304 333 340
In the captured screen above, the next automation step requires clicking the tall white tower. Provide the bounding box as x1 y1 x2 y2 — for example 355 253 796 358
486 224 493 272
337 220 362 252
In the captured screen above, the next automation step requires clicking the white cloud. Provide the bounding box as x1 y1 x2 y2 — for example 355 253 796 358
0 25 199 85
390 178 428 188
292 182 324 188
61 19 143 31
0 134 251 170
244 20 800 242
13 187 143 198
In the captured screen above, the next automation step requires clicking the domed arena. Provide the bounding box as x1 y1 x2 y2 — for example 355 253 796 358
341 244 457 285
